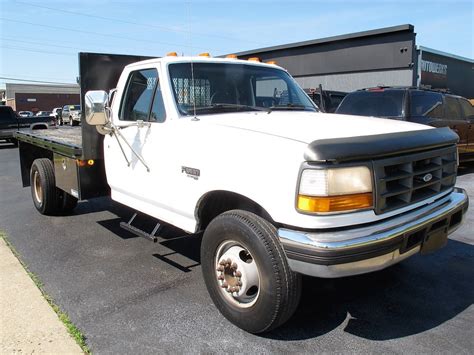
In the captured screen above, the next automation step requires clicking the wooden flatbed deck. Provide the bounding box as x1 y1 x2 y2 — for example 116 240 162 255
15 127 83 158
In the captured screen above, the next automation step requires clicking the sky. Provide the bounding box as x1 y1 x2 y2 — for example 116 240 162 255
0 0 473 89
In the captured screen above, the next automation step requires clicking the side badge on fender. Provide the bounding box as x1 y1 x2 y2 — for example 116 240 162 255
182 166 200 180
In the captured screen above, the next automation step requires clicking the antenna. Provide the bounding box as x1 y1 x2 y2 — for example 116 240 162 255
186 1 198 120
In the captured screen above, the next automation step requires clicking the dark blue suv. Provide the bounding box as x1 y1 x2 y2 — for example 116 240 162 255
336 87 474 162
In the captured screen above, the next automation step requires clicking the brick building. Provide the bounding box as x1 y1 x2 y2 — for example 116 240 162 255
4 83 80 113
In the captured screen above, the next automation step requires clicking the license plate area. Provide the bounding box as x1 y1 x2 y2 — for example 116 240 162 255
400 216 450 255
420 219 448 254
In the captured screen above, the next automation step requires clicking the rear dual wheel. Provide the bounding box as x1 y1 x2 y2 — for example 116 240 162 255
201 210 301 333
30 158 77 215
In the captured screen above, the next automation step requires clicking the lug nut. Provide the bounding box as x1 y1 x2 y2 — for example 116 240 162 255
217 275 224 281
226 258 232 265
235 271 242 277
231 262 238 270
216 265 224 272
219 260 226 266
237 281 242 286
221 281 228 288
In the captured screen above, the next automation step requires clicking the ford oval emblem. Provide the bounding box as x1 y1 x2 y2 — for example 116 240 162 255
423 173 433 182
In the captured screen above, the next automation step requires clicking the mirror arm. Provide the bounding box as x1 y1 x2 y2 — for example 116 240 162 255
112 128 131 167
110 123 151 172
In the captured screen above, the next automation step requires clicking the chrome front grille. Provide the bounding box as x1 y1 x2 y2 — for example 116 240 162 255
373 145 457 214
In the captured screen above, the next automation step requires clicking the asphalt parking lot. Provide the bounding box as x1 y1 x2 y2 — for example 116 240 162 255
1 141 473 354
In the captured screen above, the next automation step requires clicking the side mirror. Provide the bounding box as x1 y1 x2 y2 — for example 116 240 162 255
85 90 109 126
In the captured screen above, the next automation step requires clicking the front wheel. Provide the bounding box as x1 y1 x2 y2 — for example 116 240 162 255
201 210 301 333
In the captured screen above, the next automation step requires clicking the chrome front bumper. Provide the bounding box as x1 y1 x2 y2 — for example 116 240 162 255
278 188 469 278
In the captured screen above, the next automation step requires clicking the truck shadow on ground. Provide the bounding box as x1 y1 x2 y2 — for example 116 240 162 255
94 198 473 342
266 238 474 341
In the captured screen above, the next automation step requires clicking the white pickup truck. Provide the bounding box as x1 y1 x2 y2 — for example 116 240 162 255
15 52 468 333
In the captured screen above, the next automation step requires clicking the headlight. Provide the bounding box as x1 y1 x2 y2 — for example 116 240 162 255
297 166 373 213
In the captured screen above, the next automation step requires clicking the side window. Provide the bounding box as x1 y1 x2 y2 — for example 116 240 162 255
120 68 158 121
459 99 474 119
409 91 443 118
150 86 166 123
444 96 463 120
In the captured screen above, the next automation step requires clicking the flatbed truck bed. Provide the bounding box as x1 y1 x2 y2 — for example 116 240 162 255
15 127 83 158
15 126 108 200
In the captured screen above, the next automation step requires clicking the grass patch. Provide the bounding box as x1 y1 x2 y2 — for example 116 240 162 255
0 230 91 354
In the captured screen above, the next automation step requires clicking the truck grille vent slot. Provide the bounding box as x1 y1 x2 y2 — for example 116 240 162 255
373 145 457 214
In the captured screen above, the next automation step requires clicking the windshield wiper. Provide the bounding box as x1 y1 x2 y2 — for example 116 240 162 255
267 104 309 113
193 103 269 113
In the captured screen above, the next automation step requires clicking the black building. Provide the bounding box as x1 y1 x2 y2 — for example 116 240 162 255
233 24 474 99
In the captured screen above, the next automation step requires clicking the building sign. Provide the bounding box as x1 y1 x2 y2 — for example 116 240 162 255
420 58 447 89
27 98 37 102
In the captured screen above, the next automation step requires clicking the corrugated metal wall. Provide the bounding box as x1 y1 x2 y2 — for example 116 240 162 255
295 69 413 92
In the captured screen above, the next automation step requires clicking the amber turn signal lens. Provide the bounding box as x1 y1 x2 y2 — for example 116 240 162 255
166 52 178 56
248 57 260 62
198 52 211 57
266 60 277 65
226 54 238 59
297 193 373 213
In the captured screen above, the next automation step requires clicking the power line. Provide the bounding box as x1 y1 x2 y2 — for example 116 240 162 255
1 37 100 51
0 37 152 55
15 0 265 46
0 72 74 82
0 45 76 56
0 76 75 85
0 17 228 52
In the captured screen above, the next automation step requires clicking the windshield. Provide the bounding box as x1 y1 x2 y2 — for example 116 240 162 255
69 105 81 111
336 90 405 118
168 62 317 115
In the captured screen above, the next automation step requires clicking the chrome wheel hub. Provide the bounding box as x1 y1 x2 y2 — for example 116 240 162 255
33 171 42 204
215 241 260 308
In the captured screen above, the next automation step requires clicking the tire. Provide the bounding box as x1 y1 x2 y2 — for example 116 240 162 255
30 158 78 215
201 210 301 333
30 158 58 215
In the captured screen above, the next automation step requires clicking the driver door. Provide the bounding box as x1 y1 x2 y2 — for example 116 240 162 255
104 67 168 210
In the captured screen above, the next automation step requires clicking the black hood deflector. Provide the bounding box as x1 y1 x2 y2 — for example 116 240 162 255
304 127 459 162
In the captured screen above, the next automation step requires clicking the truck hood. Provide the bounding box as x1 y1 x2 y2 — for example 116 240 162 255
201 111 431 144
